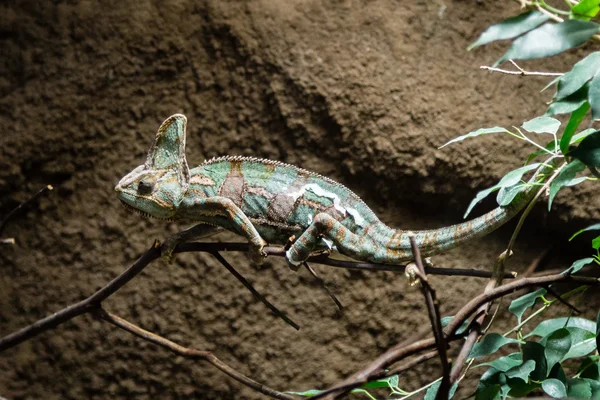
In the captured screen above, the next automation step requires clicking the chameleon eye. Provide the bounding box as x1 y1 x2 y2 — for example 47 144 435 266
138 180 154 194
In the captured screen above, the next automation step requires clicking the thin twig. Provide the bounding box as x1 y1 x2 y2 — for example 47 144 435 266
210 251 299 330
480 65 563 77
408 236 450 400
93 309 294 400
542 284 581 314
303 262 343 312
0 185 53 237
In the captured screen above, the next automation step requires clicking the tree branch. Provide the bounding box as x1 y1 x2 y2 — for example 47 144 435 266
93 308 295 400
407 236 450 400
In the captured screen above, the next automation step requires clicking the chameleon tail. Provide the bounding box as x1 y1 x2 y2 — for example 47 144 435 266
387 157 561 259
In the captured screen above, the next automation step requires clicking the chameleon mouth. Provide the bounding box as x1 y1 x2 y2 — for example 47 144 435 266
119 200 179 222
119 200 153 219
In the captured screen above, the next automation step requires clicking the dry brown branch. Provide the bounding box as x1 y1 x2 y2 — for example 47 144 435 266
407 236 450 400
93 308 295 400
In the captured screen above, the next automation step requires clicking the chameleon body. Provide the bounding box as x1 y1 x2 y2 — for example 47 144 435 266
116 114 553 268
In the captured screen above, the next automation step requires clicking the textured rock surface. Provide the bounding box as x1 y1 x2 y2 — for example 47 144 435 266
1 1 598 399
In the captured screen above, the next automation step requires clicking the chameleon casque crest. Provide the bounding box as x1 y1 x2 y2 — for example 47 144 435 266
116 114 551 268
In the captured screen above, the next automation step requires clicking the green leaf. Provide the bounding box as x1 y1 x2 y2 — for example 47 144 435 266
573 128 600 144
570 223 600 240
555 52 600 100
424 381 458 400
577 356 600 380
522 341 548 381
528 317 597 338
475 383 501 400
522 116 561 134
571 0 600 20
441 316 469 336
548 363 567 384
560 102 591 154
568 130 600 168
567 378 592 398
480 367 503 383
495 20 600 66
563 328 597 360
565 257 595 274
505 360 536 382
590 72 600 119
509 288 547 323
287 389 323 396
360 375 398 389
498 163 541 187
469 11 550 50
545 329 572 371
548 160 586 211
592 236 600 250
464 186 501 218
584 378 600 398
542 378 568 398
439 127 509 148
496 183 527 206
546 85 589 115
470 333 520 359
505 378 539 397
475 353 523 372
597 311 600 357
465 163 541 217
564 176 589 187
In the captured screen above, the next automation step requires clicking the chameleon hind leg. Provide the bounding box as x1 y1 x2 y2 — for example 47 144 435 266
286 213 377 270
186 196 268 264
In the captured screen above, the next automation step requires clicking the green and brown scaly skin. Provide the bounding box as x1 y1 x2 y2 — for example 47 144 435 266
116 114 555 268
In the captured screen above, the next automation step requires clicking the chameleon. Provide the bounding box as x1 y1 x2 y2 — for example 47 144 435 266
115 114 557 269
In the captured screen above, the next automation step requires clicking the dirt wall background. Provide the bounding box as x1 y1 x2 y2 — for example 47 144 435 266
1 1 598 399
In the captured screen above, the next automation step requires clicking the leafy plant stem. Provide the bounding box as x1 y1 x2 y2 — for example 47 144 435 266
538 0 571 15
503 285 587 337
513 127 556 155
505 301 551 337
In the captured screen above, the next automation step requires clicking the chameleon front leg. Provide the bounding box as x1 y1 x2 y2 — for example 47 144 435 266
286 213 377 270
161 223 221 263
185 196 268 264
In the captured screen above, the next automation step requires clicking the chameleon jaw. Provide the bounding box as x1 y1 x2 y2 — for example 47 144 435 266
119 200 178 222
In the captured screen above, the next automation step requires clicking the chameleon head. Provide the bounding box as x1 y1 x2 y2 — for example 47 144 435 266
115 114 191 219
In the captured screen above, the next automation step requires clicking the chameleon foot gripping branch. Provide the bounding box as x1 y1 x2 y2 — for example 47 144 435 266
116 114 558 268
